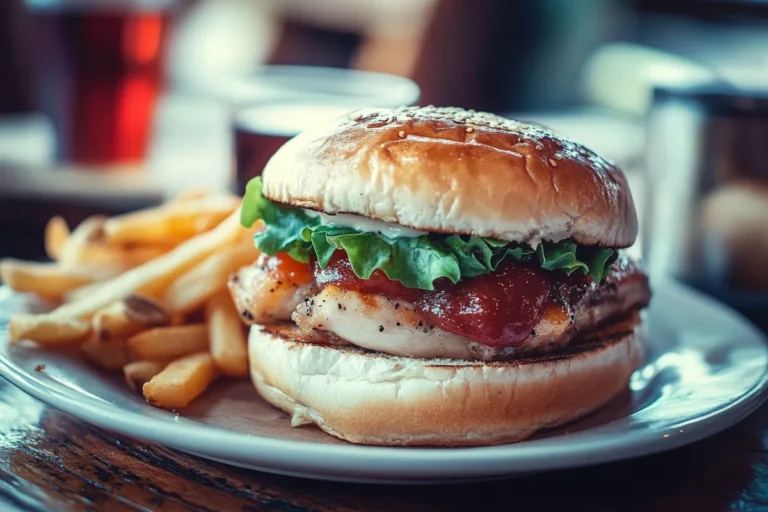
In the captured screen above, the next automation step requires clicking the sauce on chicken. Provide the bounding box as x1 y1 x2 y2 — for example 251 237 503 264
314 253 422 302
268 252 314 286
414 263 554 347
312 252 590 348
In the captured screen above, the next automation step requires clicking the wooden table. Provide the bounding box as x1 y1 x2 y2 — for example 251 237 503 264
0 376 765 512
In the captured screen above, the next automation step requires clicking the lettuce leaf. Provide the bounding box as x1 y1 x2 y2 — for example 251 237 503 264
241 177 318 263
578 246 617 283
241 177 617 289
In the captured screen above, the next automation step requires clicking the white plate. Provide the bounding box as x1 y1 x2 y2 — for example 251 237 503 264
1 282 767 484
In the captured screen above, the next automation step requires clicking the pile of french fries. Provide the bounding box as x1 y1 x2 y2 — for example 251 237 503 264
0 191 260 409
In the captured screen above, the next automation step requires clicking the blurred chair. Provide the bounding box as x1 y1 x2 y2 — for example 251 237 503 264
265 0 632 111
268 0 436 79
0 0 35 114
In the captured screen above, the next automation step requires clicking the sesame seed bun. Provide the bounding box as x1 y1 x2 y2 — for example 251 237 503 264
262 106 638 247
248 313 644 447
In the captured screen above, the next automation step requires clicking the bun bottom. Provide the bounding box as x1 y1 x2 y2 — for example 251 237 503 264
248 314 644 447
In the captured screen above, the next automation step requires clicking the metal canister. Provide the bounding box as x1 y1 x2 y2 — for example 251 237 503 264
644 85 768 319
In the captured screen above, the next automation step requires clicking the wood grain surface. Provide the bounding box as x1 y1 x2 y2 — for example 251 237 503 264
0 377 766 512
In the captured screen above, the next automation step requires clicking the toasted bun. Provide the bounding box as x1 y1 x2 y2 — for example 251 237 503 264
262 106 638 247
248 314 644 446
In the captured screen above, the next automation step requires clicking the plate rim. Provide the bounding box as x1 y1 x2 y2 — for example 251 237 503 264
1 281 767 482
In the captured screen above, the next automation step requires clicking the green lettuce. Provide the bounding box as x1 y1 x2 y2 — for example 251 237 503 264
240 177 315 262
241 177 616 290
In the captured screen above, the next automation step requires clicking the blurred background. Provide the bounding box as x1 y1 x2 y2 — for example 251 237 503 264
1 0 768 326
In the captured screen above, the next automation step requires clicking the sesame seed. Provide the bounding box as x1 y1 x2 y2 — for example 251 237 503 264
466 127 474 133
549 159 557 167
536 145 544 151
398 130 405 138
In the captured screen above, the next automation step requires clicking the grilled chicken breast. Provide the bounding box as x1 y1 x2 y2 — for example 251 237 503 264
229 254 315 324
290 261 650 361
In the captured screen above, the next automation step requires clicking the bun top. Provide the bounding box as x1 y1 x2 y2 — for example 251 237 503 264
262 106 638 247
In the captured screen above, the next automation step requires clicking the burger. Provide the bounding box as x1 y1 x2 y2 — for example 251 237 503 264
231 106 650 446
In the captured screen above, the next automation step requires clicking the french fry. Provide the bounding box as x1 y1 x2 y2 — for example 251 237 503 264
7 196 251 410
65 243 171 270
162 233 259 315
169 312 187 325
48 210 245 320
63 280 106 303
205 291 248 378
173 189 209 202
9 314 90 345
142 352 218 409
58 214 173 269
103 195 240 246
128 324 208 361
124 294 170 325
82 337 130 371
58 216 107 264
93 295 168 342
63 258 177 302
56 215 170 270
0 259 107 301
44 216 70 261
124 361 166 393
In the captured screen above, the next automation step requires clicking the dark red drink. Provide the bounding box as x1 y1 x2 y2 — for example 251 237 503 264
226 67 419 192
32 3 171 164
233 120 290 195
233 101 363 194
